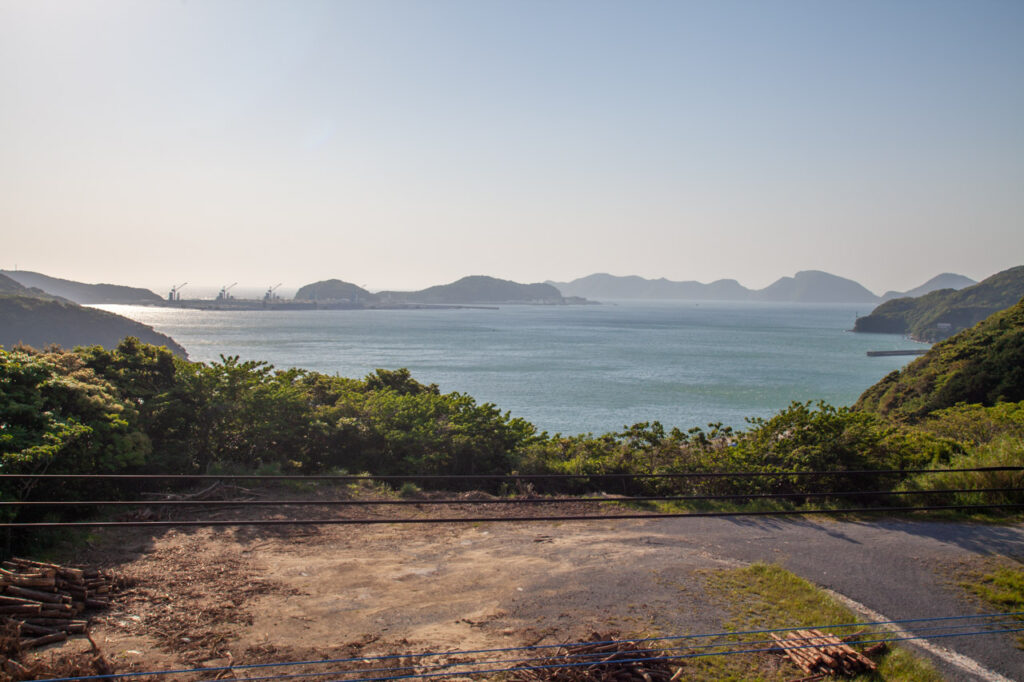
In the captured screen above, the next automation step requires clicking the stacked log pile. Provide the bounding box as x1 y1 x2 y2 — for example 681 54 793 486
770 629 879 679
513 636 683 682
0 558 114 650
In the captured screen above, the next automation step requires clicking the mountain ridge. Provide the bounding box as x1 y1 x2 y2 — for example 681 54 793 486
880 273 976 301
549 270 970 303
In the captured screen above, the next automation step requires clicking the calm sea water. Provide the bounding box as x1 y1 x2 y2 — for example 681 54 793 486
97 302 921 436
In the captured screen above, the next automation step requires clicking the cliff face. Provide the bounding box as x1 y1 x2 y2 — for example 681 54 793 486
854 265 1024 342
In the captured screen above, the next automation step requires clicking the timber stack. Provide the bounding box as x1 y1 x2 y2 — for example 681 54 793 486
770 629 879 678
0 558 114 650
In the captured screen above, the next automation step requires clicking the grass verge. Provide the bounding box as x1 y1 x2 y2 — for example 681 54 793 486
955 556 1024 648
683 563 943 681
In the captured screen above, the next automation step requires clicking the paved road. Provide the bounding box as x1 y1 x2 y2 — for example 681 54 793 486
643 517 1024 681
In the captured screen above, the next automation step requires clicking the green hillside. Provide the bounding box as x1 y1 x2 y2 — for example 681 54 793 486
855 296 1024 420
0 278 187 357
854 265 1024 341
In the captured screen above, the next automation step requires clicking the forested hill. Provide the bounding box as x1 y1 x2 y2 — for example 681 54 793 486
855 296 1024 420
1 270 162 304
0 296 187 357
853 265 1024 342
0 275 186 357
378 276 568 304
294 279 376 303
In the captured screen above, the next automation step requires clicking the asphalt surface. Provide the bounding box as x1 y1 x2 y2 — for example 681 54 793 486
644 516 1024 681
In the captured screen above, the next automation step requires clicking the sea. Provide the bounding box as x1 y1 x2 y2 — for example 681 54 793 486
96 301 921 436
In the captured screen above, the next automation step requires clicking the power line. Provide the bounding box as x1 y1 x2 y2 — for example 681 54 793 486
1 466 1020 481
2 487 1019 507
151 618 1024 682
312 628 1024 682
5 503 1023 528
31 612 1024 682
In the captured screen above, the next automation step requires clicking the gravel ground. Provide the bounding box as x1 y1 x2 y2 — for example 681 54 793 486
76 498 1024 680
645 516 1024 681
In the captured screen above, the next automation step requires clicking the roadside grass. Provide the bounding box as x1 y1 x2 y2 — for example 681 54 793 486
620 490 1023 524
685 563 943 681
954 556 1024 648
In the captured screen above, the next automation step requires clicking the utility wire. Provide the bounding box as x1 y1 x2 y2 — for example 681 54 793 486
150 618 1024 682
4 502 1023 528
32 615 1024 682
3 487 1019 507
1 466 1020 481
312 627 1024 682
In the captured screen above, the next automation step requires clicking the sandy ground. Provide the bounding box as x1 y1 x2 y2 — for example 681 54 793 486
80 514 738 672
23 490 1024 680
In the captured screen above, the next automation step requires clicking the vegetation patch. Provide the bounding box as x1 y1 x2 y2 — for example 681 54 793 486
696 563 942 681
855 296 1024 420
954 556 1024 647
853 265 1024 342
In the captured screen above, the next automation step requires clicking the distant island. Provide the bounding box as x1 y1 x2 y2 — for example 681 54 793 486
0 273 186 357
548 270 974 304
293 275 588 307
853 265 1024 342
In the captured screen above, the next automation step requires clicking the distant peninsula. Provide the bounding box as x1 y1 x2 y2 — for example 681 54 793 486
0 274 186 357
548 270 970 304
1 270 162 305
853 265 1024 342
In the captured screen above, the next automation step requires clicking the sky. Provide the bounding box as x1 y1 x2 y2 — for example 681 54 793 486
1 0 1022 297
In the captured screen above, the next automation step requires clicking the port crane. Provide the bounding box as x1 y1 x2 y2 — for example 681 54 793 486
216 282 238 301
264 283 282 303
168 282 187 301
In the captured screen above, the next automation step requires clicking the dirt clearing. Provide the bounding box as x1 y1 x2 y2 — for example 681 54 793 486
68 493 736 673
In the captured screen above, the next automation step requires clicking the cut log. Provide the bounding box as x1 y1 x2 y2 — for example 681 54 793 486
23 631 67 649
0 605 42 615
5 585 64 604
771 633 816 674
11 558 84 581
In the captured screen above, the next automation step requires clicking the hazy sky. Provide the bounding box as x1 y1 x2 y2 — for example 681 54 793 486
2 0 1022 296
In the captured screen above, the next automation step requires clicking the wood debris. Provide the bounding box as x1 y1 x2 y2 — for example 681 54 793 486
770 629 878 678
0 557 115 650
511 634 681 681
